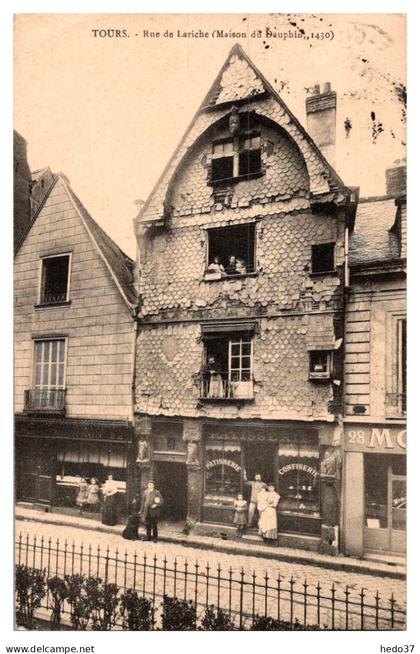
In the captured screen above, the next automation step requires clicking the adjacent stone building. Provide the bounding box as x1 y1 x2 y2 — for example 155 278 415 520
14 171 138 516
133 45 358 551
343 161 406 557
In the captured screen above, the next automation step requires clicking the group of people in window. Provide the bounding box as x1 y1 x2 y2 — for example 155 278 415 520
206 255 248 277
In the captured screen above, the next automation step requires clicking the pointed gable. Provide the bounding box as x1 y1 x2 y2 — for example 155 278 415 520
15 174 137 312
136 44 348 227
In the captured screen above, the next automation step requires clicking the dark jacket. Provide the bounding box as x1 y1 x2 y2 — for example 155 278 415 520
140 488 164 521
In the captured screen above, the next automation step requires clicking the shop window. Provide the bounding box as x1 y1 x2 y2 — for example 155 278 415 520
309 351 332 380
311 243 335 274
364 454 388 529
205 223 256 279
204 442 242 507
209 132 262 184
199 333 253 400
278 441 320 518
39 254 71 304
55 441 127 510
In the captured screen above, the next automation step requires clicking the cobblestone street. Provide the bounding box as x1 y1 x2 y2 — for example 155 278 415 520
16 519 406 630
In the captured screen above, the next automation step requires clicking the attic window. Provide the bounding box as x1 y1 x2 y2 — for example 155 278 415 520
311 243 335 274
209 132 262 184
39 254 71 305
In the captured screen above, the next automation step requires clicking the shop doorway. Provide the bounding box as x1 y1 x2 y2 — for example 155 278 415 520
364 454 406 554
17 439 54 504
243 441 277 487
156 462 187 521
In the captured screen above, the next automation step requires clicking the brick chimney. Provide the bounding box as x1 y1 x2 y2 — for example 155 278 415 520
386 159 406 198
386 159 407 259
305 82 337 167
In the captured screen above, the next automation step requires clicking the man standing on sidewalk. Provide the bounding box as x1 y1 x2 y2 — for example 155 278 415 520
140 480 164 542
244 470 267 528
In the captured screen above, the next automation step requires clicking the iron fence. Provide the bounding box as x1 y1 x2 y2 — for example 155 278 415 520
16 532 406 630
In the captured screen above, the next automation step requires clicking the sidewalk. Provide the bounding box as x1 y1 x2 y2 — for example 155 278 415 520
15 504 406 580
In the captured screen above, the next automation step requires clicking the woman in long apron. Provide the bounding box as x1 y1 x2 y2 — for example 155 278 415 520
258 484 280 541
101 475 119 525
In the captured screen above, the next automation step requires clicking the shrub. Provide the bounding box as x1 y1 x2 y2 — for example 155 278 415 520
85 577 120 631
251 615 322 631
64 574 91 631
161 595 197 631
48 576 68 630
200 605 234 631
120 589 154 631
15 565 47 629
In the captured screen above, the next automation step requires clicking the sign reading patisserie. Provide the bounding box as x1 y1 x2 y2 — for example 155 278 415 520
205 458 241 472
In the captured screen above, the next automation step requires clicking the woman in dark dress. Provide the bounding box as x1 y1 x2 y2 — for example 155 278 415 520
101 475 119 526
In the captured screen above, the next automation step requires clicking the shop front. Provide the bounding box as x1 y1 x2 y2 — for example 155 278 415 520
15 417 133 520
201 423 323 539
343 423 406 557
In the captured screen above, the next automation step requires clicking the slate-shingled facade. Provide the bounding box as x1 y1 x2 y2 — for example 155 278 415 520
133 45 357 551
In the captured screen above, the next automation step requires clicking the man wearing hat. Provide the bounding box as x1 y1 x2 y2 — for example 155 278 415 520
140 480 164 542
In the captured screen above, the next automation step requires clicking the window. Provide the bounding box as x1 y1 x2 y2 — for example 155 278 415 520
311 243 335 274
209 132 262 184
364 454 406 531
398 318 407 414
277 441 320 517
39 254 71 304
204 442 242 507
211 140 234 182
205 223 256 278
34 339 66 389
239 135 262 176
24 338 66 413
386 315 406 416
199 333 254 400
309 351 332 380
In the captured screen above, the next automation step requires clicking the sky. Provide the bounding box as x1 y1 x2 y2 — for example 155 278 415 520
14 13 406 258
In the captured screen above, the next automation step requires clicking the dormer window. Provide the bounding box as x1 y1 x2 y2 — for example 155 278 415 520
209 132 262 184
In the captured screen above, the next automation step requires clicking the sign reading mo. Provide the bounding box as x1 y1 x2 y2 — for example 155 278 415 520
345 427 406 453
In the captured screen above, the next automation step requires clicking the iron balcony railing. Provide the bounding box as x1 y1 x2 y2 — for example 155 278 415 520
41 290 68 304
197 372 254 400
24 388 66 415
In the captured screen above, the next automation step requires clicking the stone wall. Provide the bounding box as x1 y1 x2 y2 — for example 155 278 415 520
14 177 134 420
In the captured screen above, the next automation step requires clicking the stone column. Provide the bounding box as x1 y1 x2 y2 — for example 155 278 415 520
319 444 342 555
134 415 154 494
183 419 203 530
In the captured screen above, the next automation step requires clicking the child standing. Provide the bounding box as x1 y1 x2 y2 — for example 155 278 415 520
233 494 248 537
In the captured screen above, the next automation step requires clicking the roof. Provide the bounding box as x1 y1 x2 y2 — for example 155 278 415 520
15 173 137 311
31 167 51 182
349 196 400 265
137 44 349 225
63 178 137 308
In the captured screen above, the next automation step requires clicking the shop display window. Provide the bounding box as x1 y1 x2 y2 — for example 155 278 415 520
204 442 241 506
364 454 388 529
277 442 320 517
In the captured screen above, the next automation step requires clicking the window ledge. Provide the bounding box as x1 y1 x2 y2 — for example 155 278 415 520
34 301 71 309
308 375 331 383
198 396 255 403
309 270 337 278
208 172 263 186
203 272 258 283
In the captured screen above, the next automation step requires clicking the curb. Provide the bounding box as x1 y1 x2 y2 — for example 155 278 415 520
15 511 406 580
